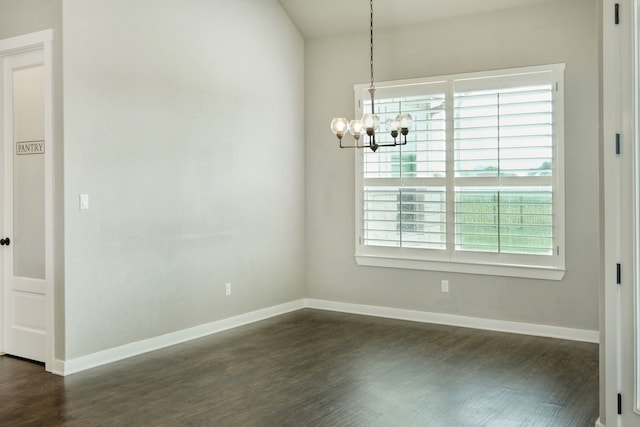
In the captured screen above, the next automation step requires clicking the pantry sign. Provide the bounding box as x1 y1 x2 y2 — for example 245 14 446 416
16 140 44 155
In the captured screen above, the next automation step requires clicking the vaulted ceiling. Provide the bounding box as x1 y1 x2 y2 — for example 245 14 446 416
277 0 559 39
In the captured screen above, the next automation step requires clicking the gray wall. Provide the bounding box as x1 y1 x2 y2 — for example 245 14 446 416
305 0 600 331
62 0 305 358
0 0 65 360
0 0 60 37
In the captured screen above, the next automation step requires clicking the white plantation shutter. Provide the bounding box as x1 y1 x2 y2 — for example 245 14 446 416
453 187 553 255
453 74 556 256
363 187 446 249
454 85 554 178
355 65 565 277
362 89 447 250
363 93 446 179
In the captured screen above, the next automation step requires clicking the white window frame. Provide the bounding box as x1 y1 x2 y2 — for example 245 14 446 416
354 64 566 280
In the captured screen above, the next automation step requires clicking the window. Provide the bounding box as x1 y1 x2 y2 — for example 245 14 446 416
355 64 565 279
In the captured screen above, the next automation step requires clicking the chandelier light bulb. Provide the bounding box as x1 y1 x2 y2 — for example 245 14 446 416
361 113 380 135
349 120 364 140
387 118 400 139
330 117 349 139
398 114 413 135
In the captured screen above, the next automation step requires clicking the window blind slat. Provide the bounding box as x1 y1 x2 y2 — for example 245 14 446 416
364 187 446 250
454 83 553 179
454 187 553 255
364 94 447 179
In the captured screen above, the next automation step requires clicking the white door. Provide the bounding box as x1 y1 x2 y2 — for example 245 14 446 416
1 49 48 363
625 1 640 425
604 1 640 425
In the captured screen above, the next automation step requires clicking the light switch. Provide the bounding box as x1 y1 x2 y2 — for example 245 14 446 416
80 194 89 210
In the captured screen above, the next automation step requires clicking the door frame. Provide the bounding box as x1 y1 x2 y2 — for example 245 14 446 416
0 29 55 372
601 0 640 426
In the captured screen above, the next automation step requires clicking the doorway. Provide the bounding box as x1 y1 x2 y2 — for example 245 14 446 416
603 0 640 425
0 30 54 371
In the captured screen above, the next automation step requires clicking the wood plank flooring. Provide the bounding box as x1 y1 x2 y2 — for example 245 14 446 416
0 309 599 426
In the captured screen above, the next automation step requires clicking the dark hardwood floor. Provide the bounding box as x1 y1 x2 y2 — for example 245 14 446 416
0 309 598 426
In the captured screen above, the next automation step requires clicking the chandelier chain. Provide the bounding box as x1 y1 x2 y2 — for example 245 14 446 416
370 0 374 89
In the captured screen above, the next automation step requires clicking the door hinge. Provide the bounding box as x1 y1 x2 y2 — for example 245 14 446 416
616 133 621 154
618 393 622 414
615 3 620 24
616 263 621 284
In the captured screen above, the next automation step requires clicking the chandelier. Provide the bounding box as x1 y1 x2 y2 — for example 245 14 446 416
330 0 412 152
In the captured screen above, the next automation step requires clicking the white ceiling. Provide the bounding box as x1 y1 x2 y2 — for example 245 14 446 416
277 0 557 39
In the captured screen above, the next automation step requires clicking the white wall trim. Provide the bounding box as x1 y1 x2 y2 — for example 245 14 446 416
0 29 53 54
304 298 599 343
595 417 605 427
356 255 565 281
57 297 598 376
49 358 64 376
60 299 305 376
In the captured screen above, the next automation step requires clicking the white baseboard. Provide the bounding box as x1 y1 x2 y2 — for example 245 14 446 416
595 417 605 427
304 298 600 343
47 358 65 376
56 297 598 376
61 299 305 376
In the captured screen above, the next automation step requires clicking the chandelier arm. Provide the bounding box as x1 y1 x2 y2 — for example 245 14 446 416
339 140 373 149
339 141 362 149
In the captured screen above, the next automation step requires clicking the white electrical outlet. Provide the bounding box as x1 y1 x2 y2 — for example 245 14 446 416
225 283 231 296
441 280 449 293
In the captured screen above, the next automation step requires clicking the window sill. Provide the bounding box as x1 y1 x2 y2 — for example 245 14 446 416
355 254 565 281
